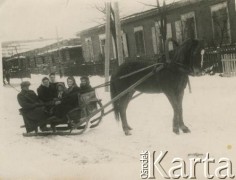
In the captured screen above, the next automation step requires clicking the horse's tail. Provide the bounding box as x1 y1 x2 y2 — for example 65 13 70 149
110 78 120 121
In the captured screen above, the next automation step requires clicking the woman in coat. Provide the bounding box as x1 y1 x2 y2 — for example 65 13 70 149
79 76 94 94
53 76 80 119
55 82 67 100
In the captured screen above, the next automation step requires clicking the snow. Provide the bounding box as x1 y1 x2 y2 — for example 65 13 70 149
0 74 236 179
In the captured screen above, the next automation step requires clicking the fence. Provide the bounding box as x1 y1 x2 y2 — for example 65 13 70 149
220 45 236 77
203 44 236 75
222 54 236 77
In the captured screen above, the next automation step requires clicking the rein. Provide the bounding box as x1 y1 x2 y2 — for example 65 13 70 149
92 61 194 93
6 60 196 96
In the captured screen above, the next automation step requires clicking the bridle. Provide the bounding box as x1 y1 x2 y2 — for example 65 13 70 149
169 45 201 76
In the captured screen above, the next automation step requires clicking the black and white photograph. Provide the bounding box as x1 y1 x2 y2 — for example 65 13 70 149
0 0 236 179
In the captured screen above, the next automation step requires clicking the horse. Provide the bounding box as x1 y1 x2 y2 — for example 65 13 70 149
110 39 204 135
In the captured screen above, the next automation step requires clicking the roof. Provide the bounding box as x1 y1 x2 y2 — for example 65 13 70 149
37 45 82 55
5 56 26 62
77 0 223 36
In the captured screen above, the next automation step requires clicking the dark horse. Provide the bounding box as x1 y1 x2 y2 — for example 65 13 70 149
110 39 204 135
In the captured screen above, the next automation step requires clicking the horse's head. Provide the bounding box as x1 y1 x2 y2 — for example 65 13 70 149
173 39 204 76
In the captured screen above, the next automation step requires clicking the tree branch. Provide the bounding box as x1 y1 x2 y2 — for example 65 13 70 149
137 1 157 8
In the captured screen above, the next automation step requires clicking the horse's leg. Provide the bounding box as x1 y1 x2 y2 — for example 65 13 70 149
119 91 135 135
177 91 191 133
165 92 180 134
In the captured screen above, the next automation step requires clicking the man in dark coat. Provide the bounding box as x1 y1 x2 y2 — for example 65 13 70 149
49 72 58 98
3 69 10 85
5 69 10 84
3 69 6 85
17 81 49 132
37 77 55 104
80 76 94 94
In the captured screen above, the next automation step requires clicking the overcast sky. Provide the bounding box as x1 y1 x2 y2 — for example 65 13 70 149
0 0 175 42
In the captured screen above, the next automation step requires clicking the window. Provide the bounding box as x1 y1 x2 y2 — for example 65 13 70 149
153 21 162 55
211 2 231 45
152 21 173 54
181 12 197 40
51 55 55 64
65 50 70 61
134 26 146 56
85 37 94 61
152 26 158 54
99 34 106 56
166 23 173 50
121 31 129 58
99 34 116 60
175 20 183 43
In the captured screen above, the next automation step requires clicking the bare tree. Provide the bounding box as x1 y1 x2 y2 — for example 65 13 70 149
92 3 118 60
138 0 176 61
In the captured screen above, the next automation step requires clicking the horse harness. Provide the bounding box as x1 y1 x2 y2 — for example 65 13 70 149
153 62 193 93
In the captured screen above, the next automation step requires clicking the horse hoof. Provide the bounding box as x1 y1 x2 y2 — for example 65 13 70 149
181 126 191 133
125 130 132 136
173 128 180 135
182 128 191 133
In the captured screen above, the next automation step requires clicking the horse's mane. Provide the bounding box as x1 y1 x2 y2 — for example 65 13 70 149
172 39 200 65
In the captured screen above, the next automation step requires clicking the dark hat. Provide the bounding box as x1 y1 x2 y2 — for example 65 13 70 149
49 72 56 76
56 82 65 88
42 77 49 82
80 76 89 80
20 81 31 88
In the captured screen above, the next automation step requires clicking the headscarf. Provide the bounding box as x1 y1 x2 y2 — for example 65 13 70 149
56 83 66 98
67 76 78 93
56 82 66 92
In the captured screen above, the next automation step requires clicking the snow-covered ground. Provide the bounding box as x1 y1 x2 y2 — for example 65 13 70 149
0 74 236 179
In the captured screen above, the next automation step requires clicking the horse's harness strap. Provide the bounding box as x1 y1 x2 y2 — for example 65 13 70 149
153 62 192 93
153 62 191 75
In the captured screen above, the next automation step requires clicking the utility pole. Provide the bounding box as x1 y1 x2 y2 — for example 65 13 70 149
156 0 160 8
104 2 111 92
114 2 124 66
14 46 23 82
56 27 63 78
156 0 170 62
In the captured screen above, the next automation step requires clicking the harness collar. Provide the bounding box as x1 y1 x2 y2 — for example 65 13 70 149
158 62 193 75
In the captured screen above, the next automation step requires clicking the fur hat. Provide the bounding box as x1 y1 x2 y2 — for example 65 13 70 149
80 76 89 81
20 81 31 88
56 82 65 88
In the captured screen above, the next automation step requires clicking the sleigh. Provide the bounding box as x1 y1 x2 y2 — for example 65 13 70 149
20 90 104 137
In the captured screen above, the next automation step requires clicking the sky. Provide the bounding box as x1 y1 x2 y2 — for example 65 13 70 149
0 0 175 42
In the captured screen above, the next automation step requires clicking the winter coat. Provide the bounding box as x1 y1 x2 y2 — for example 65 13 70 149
79 84 94 94
53 86 81 118
50 82 58 98
37 85 55 103
17 90 49 132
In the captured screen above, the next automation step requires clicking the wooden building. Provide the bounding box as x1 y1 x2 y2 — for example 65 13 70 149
3 38 84 77
78 0 236 63
3 38 84 76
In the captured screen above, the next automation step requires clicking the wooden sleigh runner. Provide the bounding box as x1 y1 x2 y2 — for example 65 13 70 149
20 90 104 137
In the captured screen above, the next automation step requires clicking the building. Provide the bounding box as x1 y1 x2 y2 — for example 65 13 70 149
77 0 236 63
3 38 83 76
1 38 61 58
